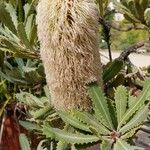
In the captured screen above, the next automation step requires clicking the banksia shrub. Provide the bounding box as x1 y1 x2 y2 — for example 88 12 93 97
36 0 102 110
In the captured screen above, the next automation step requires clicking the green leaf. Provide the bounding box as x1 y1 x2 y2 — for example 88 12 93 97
25 14 34 39
5 3 18 29
74 111 111 135
0 51 4 67
19 120 41 131
19 134 31 150
24 1 36 23
17 22 34 51
88 83 114 130
144 8 150 26
56 141 69 150
42 125 99 144
44 86 51 100
30 105 53 119
140 0 148 11
121 126 139 139
115 86 128 124
103 59 124 82
107 99 118 129
101 140 112 150
0 38 27 55
117 79 150 130
0 70 28 84
17 0 24 22
29 20 37 45
119 105 149 134
57 111 91 132
113 0 140 23
134 0 145 22
114 139 142 150
0 3 17 34
16 92 44 107
128 95 137 108
71 145 78 150
37 140 47 150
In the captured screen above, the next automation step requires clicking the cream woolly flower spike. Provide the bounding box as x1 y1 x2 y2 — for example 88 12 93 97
36 0 102 110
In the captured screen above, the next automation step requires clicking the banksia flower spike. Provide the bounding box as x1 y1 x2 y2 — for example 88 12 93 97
36 0 102 110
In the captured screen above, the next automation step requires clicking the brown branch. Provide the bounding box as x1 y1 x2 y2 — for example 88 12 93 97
119 40 150 60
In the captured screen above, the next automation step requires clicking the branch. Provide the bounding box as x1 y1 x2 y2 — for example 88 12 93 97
110 23 145 32
119 40 150 60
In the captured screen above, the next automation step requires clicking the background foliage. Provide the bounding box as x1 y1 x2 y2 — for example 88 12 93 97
0 0 150 150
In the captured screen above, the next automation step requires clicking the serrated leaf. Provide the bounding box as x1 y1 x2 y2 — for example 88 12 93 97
134 0 145 22
127 1 136 16
128 95 137 108
24 3 31 19
117 79 150 130
24 1 36 23
0 38 26 54
144 8 150 26
29 20 37 45
5 3 18 29
115 86 128 124
31 105 53 119
19 134 31 150
42 125 99 144
107 99 118 129
24 69 44 84
113 0 140 23
74 111 111 135
0 51 4 67
37 140 47 150
17 22 34 51
88 83 114 130
71 145 78 150
18 0 24 22
0 70 28 84
57 111 91 132
16 92 44 107
114 139 142 150
103 59 124 82
119 105 149 134
121 126 139 139
56 141 69 150
101 140 112 150
44 86 51 100
25 14 34 39
0 3 17 34
140 0 148 11
19 120 41 131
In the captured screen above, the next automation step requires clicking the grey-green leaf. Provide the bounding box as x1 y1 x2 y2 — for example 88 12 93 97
19 120 41 131
17 22 34 51
56 141 69 150
19 134 31 150
101 140 112 150
119 105 149 134
103 59 124 82
88 83 114 130
5 3 18 29
0 3 17 34
114 139 143 150
144 8 150 26
74 111 111 135
115 86 128 124
42 125 99 144
117 79 150 129
57 111 91 132
37 140 47 150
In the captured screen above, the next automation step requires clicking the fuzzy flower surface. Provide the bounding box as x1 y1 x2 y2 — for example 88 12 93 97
36 0 102 110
